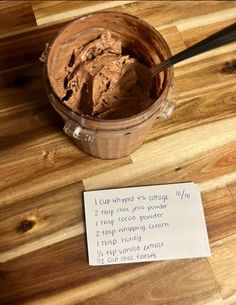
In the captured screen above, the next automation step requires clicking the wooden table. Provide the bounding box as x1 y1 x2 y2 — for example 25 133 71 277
1 1 236 304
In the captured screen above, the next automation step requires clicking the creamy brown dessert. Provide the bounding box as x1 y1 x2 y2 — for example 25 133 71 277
48 31 157 119
44 12 173 159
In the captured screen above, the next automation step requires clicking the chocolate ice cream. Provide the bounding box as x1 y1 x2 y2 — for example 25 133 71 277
44 12 173 159
48 31 157 120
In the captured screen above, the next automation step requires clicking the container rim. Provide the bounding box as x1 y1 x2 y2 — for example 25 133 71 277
44 10 174 127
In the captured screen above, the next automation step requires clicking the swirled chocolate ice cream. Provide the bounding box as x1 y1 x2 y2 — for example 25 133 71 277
47 31 157 119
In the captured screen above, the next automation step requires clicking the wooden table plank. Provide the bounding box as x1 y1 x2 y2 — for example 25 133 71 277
0 0 36 37
0 182 84 261
83 117 236 190
178 18 236 47
228 182 236 202
0 22 67 71
158 26 186 54
204 187 236 243
31 0 135 25
0 63 47 112
107 1 235 30
146 82 236 143
31 1 235 29
78 260 222 305
0 236 222 305
174 47 236 100
208 236 236 303
0 140 131 207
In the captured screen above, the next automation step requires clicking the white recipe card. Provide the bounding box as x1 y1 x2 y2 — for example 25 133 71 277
83 182 211 266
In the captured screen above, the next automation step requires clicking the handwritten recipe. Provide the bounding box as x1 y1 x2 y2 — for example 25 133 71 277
83 182 211 266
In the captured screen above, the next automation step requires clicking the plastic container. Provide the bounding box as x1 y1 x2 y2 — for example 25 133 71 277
41 11 175 159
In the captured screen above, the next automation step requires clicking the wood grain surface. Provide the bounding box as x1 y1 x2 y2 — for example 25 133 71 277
0 1 236 305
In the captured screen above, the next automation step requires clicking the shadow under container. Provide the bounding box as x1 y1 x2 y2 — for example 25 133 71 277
42 11 175 159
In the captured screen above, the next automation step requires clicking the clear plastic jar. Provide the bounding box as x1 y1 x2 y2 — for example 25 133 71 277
41 11 175 159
